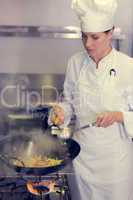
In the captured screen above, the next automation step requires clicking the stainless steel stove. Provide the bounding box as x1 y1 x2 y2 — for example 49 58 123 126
0 174 72 200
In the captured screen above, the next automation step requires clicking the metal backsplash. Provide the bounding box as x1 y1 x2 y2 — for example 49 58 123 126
0 73 65 135
0 73 65 109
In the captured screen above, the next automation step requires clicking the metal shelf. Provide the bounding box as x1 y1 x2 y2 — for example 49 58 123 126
0 25 125 40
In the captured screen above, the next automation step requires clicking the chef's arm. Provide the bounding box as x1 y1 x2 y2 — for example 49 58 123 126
96 110 133 138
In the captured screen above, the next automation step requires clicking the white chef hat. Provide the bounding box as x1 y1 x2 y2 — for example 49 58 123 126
72 0 117 32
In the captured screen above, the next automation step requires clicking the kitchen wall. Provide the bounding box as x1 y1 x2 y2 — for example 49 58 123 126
0 0 132 73
115 0 133 56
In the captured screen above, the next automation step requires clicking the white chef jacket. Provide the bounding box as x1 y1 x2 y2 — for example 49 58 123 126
61 48 133 186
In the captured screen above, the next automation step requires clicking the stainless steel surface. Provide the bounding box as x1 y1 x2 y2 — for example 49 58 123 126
0 73 65 109
0 73 65 91
0 73 65 142
0 25 125 40
0 25 80 39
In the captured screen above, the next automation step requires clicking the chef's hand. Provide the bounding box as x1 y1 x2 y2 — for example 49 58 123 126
50 105 65 125
96 111 124 128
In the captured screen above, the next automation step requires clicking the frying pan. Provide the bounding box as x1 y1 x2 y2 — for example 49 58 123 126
0 132 80 175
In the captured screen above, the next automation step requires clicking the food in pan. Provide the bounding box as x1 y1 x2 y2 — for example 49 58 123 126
13 155 62 168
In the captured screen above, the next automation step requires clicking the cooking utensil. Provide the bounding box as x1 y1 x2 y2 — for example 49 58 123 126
51 122 96 138
74 122 96 131
0 132 80 175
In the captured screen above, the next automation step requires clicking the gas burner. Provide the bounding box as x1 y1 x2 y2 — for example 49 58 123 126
26 174 71 199
27 180 55 196
0 174 72 200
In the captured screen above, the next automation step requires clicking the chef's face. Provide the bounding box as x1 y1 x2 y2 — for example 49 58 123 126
82 29 113 62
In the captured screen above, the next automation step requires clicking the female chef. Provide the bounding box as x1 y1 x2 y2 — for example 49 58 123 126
50 0 133 199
